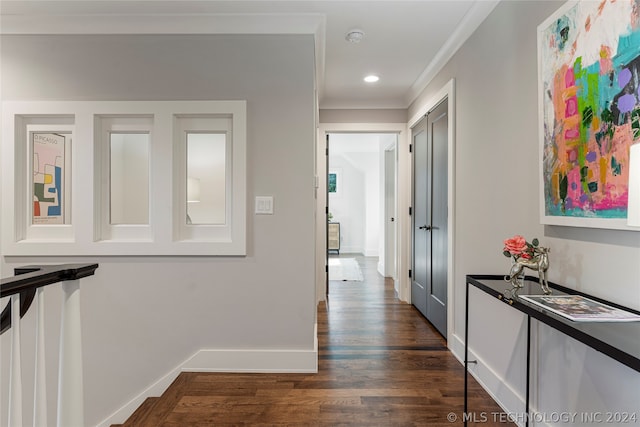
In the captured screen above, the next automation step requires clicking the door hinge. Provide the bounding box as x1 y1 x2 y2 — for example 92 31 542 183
409 206 412 216
326 206 329 214
409 269 412 278
409 144 412 153
326 148 329 156
326 265 329 273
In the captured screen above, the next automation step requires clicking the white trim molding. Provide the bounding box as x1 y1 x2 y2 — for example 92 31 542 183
317 123 410 304
405 1 500 106
0 12 325 36
449 334 523 426
182 348 318 373
1 100 247 256
0 10 327 112
95 343 318 427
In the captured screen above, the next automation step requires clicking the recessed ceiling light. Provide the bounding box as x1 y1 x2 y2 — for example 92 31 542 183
364 75 380 83
345 29 365 43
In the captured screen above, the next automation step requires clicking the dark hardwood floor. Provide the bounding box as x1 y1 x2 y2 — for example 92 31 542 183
115 255 511 426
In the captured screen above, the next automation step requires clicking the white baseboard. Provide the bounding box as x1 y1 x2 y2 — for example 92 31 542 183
182 347 318 373
94 353 189 427
95 332 318 427
339 246 362 254
449 334 527 427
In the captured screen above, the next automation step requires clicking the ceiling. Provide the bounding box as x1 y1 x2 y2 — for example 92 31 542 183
0 0 499 109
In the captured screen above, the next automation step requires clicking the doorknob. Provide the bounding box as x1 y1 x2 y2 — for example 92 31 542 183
390 217 395 222
418 225 431 230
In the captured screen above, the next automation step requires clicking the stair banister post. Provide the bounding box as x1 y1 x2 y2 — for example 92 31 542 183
56 279 84 427
8 293 24 427
34 288 48 427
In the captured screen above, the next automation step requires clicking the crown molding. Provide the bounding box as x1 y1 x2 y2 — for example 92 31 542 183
1 11 326 103
405 0 500 107
0 12 324 35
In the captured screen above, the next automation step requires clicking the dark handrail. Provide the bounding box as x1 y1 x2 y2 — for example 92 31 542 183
0 290 36 335
0 263 99 334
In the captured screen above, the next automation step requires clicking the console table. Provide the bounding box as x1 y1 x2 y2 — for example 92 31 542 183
464 275 640 427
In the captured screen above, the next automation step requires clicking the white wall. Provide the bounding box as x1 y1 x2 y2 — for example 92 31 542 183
409 0 640 421
0 34 316 426
319 109 407 124
328 156 365 253
362 151 381 257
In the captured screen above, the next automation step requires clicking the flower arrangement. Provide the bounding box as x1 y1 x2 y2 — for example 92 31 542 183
503 235 552 294
503 235 542 260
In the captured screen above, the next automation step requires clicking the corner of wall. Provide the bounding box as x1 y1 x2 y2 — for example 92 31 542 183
95 346 318 426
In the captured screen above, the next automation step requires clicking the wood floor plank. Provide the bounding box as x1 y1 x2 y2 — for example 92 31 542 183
120 397 159 427
131 255 512 426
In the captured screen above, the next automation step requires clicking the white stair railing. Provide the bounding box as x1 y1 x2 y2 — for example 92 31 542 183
57 279 84 427
8 294 23 427
1 264 99 427
34 288 47 427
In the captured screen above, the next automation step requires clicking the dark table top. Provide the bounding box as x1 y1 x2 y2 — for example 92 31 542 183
466 274 640 373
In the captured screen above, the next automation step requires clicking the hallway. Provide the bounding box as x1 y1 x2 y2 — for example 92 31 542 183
118 256 510 426
321 255 510 426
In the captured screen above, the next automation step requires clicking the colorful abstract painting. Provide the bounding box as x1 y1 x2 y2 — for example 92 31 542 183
33 133 65 224
539 0 640 229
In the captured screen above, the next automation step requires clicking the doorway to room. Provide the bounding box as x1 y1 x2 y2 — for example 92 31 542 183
326 133 398 295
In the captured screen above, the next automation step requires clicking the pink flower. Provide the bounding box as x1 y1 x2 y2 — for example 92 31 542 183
503 235 527 256
503 235 544 260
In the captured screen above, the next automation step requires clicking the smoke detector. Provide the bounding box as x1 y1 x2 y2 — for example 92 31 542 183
345 29 365 43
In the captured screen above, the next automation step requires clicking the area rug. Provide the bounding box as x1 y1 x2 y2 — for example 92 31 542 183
329 258 363 281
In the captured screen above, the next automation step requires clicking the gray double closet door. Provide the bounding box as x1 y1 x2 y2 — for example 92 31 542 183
411 99 448 338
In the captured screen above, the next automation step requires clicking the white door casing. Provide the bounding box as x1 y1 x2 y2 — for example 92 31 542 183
315 124 409 303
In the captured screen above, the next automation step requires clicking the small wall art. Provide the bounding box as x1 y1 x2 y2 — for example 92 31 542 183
328 171 339 194
538 0 640 230
32 132 65 224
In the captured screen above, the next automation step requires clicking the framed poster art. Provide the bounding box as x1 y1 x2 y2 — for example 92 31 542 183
538 0 640 230
328 172 337 193
32 132 65 224
328 169 341 196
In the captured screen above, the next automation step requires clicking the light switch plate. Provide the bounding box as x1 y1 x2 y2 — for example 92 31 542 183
255 196 274 214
